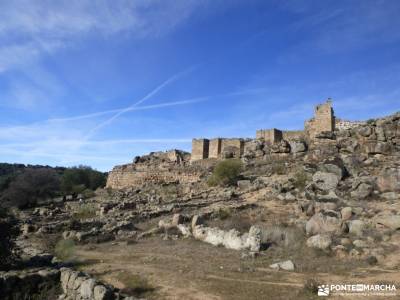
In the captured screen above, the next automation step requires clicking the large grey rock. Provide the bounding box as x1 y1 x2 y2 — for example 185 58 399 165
269 260 295 271
306 234 332 250
351 182 373 199
94 285 113 300
357 126 372 137
192 225 261 251
375 215 400 230
289 141 307 153
80 278 96 299
306 212 342 235
312 172 340 191
341 207 352 221
318 157 346 179
377 167 400 192
348 220 366 236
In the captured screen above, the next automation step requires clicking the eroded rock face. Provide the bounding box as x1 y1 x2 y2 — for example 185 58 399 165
312 172 340 191
375 215 400 230
306 212 342 235
377 167 400 192
306 234 332 250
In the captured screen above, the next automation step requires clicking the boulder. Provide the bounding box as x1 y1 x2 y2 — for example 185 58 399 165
289 141 307 153
93 285 113 300
341 207 353 221
351 182 373 199
312 172 340 191
348 220 366 236
269 260 295 271
306 212 342 235
318 157 346 179
306 234 332 250
375 215 400 230
377 167 400 192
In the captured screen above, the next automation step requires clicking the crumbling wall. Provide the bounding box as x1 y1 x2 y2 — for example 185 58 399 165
282 130 305 141
106 166 202 189
191 139 209 161
256 128 283 144
107 150 203 189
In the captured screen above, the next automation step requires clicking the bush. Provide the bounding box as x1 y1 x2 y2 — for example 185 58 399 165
117 272 154 297
1 168 60 208
293 170 308 191
0 208 19 270
54 239 75 261
73 204 97 220
208 159 243 187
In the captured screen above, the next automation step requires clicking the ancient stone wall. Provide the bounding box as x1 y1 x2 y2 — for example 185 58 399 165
282 130 305 141
221 138 244 158
106 164 203 189
256 128 283 144
191 139 209 161
209 138 222 158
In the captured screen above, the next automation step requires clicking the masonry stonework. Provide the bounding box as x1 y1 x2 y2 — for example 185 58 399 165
256 128 283 144
209 138 222 158
191 100 343 160
305 100 335 137
191 139 209 161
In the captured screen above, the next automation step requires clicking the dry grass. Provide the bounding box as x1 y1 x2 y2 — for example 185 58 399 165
116 271 155 297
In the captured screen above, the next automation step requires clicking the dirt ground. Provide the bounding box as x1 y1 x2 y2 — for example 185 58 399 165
74 235 400 300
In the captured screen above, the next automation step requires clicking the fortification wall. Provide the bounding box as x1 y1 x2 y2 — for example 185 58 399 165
256 129 283 144
191 139 209 161
209 138 222 158
282 130 305 141
221 138 244 158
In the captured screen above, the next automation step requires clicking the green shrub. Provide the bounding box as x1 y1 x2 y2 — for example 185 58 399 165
207 159 243 186
73 204 97 220
54 239 75 261
214 207 232 220
0 208 19 270
293 170 308 191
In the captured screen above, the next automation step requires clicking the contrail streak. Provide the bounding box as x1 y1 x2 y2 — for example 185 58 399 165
85 68 193 139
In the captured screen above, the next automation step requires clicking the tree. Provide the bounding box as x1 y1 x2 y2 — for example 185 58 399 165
0 208 19 270
1 168 60 208
61 166 106 195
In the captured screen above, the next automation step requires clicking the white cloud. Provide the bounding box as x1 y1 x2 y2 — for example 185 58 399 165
0 1 207 73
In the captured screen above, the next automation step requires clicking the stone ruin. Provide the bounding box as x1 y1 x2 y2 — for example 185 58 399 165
191 99 362 161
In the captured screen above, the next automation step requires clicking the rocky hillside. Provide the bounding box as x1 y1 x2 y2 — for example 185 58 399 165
1 111 400 299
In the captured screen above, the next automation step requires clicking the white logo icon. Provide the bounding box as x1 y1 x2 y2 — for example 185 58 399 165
318 285 330 296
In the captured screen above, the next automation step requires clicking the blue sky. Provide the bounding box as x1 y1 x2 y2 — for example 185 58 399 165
0 0 399 171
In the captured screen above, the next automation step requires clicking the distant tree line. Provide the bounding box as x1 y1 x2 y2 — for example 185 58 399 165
0 163 107 209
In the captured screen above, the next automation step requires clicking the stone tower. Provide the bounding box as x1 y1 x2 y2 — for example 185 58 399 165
305 99 335 138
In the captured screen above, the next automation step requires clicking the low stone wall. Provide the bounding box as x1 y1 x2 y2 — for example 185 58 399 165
106 165 203 189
